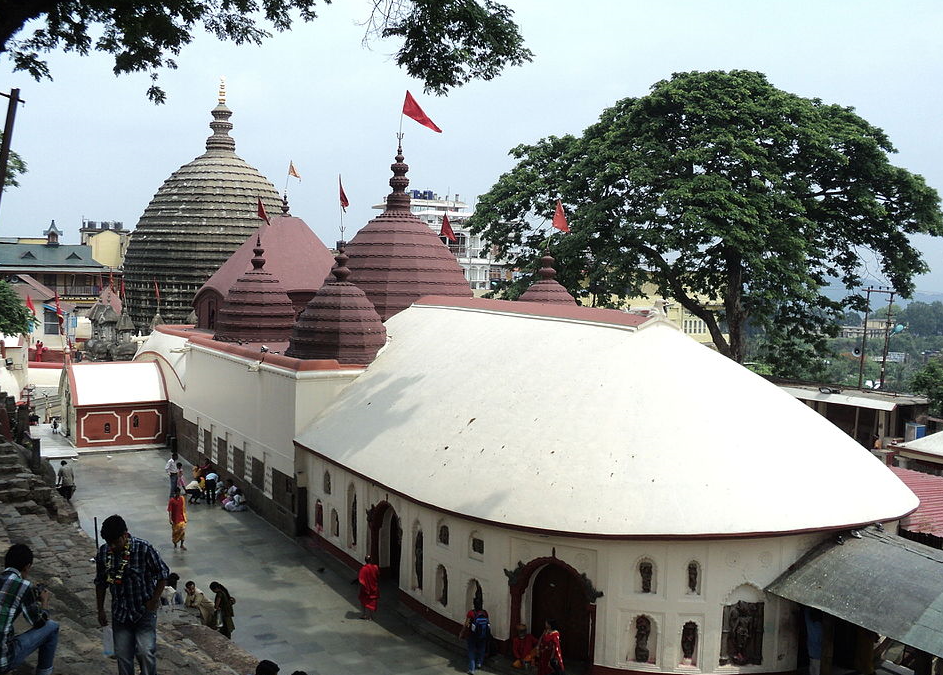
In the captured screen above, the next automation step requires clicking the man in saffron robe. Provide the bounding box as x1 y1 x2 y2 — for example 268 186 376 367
167 488 187 550
357 555 379 619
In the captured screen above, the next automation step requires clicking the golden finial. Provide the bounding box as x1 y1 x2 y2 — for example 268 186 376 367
218 76 226 104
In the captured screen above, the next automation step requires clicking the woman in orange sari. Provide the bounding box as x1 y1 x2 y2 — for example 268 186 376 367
167 487 187 550
537 619 564 675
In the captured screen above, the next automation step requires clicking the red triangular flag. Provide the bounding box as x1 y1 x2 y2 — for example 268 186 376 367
153 280 161 305
339 175 349 213
120 278 125 300
552 200 570 233
403 91 442 133
257 196 270 226
439 213 457 243
25 295 36 316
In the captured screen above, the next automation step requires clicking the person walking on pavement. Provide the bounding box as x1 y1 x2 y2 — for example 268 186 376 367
461 596 490 674
0 544 59 675
95 515 169 675
164 452 179 498
55 460 75 500
167 488 187 551
357 555 379 620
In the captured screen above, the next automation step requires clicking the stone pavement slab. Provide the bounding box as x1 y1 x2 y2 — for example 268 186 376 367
71 448 471 675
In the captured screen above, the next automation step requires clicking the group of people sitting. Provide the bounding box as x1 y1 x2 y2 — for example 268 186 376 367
181 457 247 511
160 571 237 639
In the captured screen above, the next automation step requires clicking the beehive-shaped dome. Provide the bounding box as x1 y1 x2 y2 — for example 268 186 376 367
344 145 471 321
123 81 282 329
519 253 577 305
286 250 387 364
213 239 296 343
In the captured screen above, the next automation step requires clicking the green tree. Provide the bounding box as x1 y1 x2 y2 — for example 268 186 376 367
912 359 943 416
0 132 27 191
470 70 943 362
898 301 943 337
0 281 31 336
1 0 532 102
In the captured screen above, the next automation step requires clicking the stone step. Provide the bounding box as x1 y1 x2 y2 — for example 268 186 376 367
0 454 21 467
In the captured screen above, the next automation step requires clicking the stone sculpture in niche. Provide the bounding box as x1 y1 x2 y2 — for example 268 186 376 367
687 562 699 593
681 621 698 664
639 561 653 593
414 530 423 589
720 600 764 666
635 615 652 662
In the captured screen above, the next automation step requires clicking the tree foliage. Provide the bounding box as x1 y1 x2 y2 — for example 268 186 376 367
469 70 943 362
0 281 31 336
0 132 27 191
0 0 531 102
912 358 943 416
898 301 943 337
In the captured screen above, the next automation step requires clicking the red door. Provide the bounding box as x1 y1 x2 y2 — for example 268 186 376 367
531 564 590 662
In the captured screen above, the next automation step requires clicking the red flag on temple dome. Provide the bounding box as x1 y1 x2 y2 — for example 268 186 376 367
339 175 349 212
439 213 457 243
257 196 270 226
153 280 161 305
403 91 442 133
25 295 36 317
552 199 570 233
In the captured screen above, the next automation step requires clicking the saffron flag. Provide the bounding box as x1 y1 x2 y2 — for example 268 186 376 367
439 213 457 243
552 199 570 233
257 196 271 226
339 175 349 212
53 293 64 331
288 161 301 180
153 280 161 305
25 295 36 316
403 91 442 133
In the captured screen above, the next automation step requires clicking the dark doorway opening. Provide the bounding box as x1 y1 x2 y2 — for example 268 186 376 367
530 563 591 663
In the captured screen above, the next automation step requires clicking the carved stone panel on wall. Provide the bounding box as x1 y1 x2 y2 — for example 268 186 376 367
719 600 764 666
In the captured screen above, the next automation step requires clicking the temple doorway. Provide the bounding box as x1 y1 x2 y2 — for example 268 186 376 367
530 563 591 663
370 502 402 582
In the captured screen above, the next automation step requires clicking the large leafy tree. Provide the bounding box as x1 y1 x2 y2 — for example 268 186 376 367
1 0 531 102
912 359 943 416
0 132 26 191
470 70 943 363
0 281 31 336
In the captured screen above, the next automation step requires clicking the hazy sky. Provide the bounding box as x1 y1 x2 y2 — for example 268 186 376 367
2 1 942 292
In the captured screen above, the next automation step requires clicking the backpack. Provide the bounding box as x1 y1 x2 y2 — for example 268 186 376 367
470 610 490 638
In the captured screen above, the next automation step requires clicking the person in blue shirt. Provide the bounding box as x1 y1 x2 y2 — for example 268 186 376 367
0 544 58 675
95 515 169 675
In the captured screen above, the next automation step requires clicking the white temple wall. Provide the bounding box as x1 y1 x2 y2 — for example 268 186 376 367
301 451 826 674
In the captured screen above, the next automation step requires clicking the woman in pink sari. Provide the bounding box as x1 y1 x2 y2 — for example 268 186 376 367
358 555 379 619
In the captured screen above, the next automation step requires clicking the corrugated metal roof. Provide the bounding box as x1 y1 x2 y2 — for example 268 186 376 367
0 242 103 269
891 467 943 538
779 386 911 411
892 431 943 458
766 527 943 657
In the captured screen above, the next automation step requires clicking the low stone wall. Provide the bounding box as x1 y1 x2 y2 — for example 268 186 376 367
0 441 258 675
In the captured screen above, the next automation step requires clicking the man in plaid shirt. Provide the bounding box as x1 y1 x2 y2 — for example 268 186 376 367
95 515 169 675
0 544 58 675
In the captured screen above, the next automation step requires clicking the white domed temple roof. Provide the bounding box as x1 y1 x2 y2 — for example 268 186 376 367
295 297 917 537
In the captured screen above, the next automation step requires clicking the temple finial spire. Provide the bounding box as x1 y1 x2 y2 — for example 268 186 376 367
218 76 226 104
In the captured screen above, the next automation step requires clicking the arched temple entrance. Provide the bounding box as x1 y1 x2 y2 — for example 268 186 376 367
368 501 402 582
508 556 600 667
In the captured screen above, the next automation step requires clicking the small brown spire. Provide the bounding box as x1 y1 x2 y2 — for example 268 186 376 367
519 251 577 305
251 236 265 270
332 249 351 283
281 194 290 215
537 252 557 280
385 143 411 212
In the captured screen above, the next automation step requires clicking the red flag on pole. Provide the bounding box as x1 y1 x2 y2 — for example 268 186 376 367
552 199 570 233
439 213 457 243
288 161 301 181
153 280 161 305
403 91 442 133
120 278 125 300
339 175 349 213
25 295 36 317
54 292 64 331
257 196 270 226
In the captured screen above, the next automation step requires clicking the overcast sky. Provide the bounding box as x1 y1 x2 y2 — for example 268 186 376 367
2 1 942 293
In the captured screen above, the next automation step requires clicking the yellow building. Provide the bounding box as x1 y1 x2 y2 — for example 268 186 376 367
80 221 130 268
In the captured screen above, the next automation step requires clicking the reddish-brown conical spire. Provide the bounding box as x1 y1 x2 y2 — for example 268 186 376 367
344 144 472 321
285 250 387 364
213 238 297 342
519 252 577 305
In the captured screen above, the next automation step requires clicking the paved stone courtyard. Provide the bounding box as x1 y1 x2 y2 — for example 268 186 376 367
68 446 468 675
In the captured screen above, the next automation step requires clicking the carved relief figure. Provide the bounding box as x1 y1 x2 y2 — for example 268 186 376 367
414 529 423 589
639 561 653 593
681 621 698 664
635 615 651 662
687 562 699 593
720 600 764 666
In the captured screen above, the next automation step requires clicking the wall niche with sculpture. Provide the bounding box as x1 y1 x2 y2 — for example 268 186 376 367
685 560 701 595
679 620 698 666
719 599 764 666
629 614 657 665
636 558 657 593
